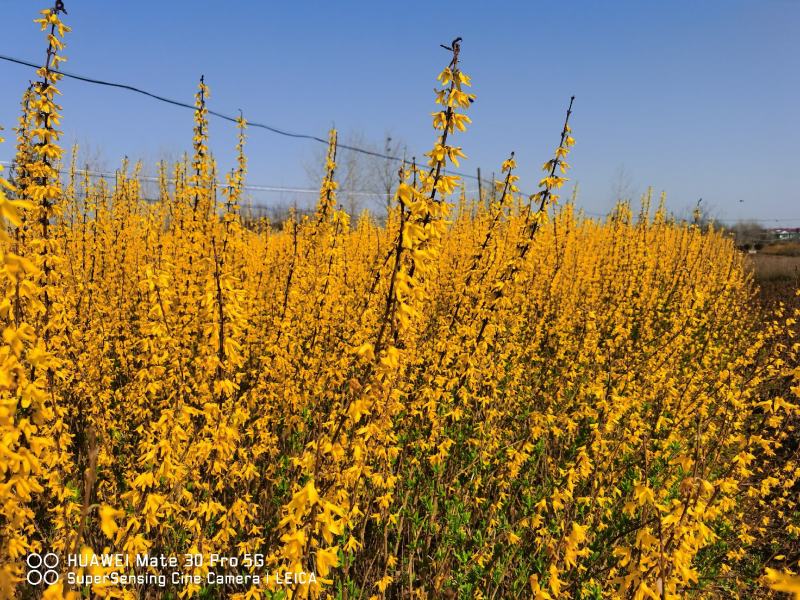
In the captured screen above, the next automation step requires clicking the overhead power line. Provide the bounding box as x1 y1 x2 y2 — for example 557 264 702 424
0 160 478 198
0 53 489 183
5 162 799 224
4 54 796 224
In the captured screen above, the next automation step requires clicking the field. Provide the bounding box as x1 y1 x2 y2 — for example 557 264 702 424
761 243 800 258
2 4 800 600
749 254 800 283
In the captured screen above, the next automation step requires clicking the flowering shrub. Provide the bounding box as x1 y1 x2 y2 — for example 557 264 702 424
1 5 798 600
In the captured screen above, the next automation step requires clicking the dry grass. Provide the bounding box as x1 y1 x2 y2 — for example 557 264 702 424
748 253 800 282
750 252 800 316
760 241 800 256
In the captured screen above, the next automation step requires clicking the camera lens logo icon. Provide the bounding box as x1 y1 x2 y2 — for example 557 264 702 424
26 553 60 586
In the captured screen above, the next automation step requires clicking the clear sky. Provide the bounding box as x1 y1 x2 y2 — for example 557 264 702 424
1 0 798 222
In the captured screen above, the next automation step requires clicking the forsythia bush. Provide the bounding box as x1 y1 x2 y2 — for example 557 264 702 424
1 4 799 600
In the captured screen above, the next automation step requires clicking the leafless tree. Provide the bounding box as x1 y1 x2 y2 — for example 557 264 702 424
304 130 406 219
726 220 769 250
610 164 637 203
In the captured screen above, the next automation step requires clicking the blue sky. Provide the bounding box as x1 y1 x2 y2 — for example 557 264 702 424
1 0 798 222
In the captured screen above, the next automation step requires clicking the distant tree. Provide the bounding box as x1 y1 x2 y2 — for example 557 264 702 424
667 198 720 232
726 220 768 250
304 130 406 219
610 164 637 203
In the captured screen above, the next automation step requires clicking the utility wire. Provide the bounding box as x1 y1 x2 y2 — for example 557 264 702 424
4 54 796 223
4 161 798 224
0 53 488 182
6 162 799 224
0 160 478 198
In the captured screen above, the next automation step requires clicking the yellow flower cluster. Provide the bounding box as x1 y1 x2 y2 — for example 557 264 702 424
1 5 799 600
